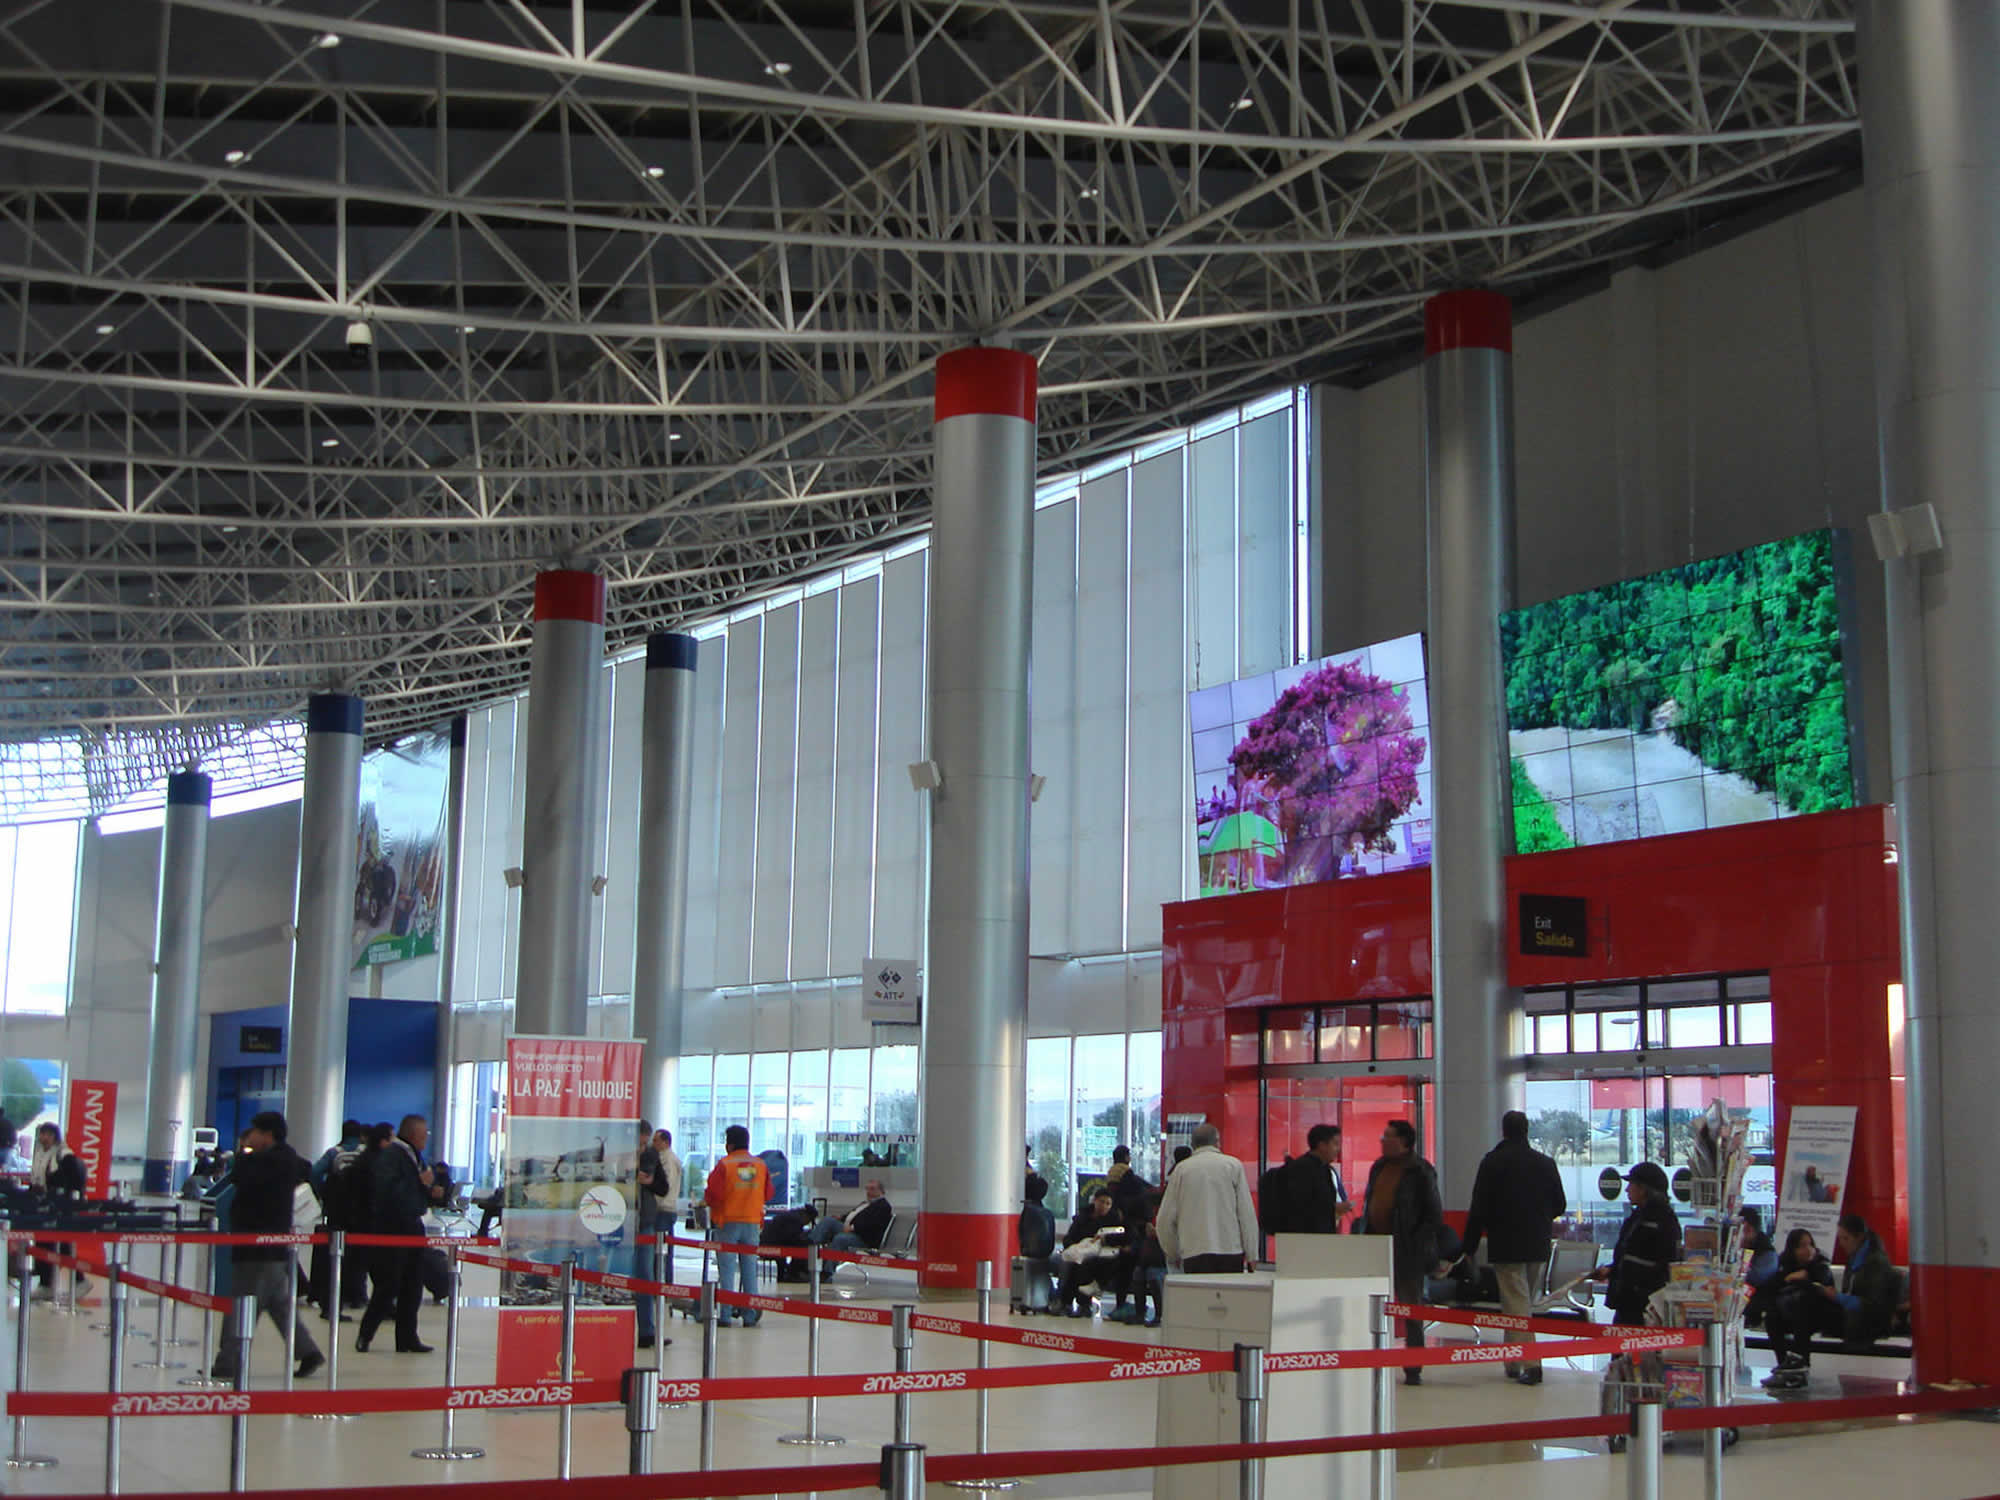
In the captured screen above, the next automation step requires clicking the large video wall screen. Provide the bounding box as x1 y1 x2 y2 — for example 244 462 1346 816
1190 633 1431 895
1501 530 1856 851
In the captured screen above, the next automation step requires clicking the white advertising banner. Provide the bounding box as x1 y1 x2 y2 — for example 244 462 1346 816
1774 1104 1857 1251
862 958 921 1026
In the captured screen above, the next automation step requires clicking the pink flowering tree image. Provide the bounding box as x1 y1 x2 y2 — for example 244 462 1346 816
1220 660 1427 887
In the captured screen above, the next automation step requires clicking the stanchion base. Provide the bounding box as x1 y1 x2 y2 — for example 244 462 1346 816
176 1375 233 1389
4 1455 58 1470
663 1402 692 1412
132 1356 189 1370
303 1412 356 1422
778 1433 848 1447
161 1337 199 1348
412 1446 487 1461
945 1478 1021 1490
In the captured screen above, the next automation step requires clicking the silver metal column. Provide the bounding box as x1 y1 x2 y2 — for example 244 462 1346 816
284 694 365 1159
633 631 698 1130
515 570 608 1039
433 715 468 1137
143 770 211 1194
920 346 1038 1290
1422 290 1521 1207
1859 0 2000 1388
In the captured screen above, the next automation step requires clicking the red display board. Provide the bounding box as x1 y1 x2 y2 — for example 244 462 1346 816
64 1079 117 1198
494 1305 634 1385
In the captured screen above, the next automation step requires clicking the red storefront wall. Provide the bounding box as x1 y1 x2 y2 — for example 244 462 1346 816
1162 804 1904 1258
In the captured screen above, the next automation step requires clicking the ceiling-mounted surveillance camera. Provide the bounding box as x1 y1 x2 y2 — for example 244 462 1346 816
345 319 374 352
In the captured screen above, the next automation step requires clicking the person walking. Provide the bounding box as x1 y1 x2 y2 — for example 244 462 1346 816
1358 1119 1445 1385
356 1114 433 1354
705 1125 772 1327
1461 1110 1567 1383
308 1119 366 1318
1155 1123 1259 1274
209 1111 324 1381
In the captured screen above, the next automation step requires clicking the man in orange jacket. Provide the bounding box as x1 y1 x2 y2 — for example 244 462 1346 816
704 1124 772 1326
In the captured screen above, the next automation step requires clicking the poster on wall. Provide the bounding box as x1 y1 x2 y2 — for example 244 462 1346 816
350 727 451 970
495 1035 644 1384
63 1078 117 1198
1189 633 1431 894
1773 1104 1857 1251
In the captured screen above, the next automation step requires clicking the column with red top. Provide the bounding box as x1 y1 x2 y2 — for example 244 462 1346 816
919 348 1038 1291
1423 290 1522 1211
1859 2 2000 1385
515 570 609 1038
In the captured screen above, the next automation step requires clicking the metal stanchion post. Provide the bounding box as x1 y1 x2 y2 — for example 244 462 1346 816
946 1260 1016 1491
135 1239 186 1368
228 1296 256 1493
779 1244 846 1447
305 1229 350 1418
625 1366 660 1475
282 1244 299 1392
413 1246 484 1461
556 1256 577 1480
880 1441 926 1500
6 1263 57 1469
165 1235 195 1346
1235 1344 1266 1500
1369 1293 1396 1500
699 1274 719 1472
104 1246 126 1494
1703 1321 1727 1500
179 1242 230 1389
1627 1400 1663 1500
891 1303 915 1446
650 1233 669 1370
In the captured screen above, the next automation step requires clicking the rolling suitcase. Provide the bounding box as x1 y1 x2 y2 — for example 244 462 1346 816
1010 1255 1052 1314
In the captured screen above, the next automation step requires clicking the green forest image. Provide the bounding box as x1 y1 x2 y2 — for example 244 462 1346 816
1501 530 1855 850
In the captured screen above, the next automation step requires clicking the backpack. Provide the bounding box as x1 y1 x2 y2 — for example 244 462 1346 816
1256 1162 1294 1237
321 1149 367 1230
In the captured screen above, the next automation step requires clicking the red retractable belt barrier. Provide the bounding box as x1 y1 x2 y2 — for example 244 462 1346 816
1385 1301 1662 1341
636 1232 925 1272
7 1229 496 1250
7 1378 625 1419
24 1246 231 1314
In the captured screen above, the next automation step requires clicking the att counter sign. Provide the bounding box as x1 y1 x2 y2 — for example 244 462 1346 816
862 957 922 1025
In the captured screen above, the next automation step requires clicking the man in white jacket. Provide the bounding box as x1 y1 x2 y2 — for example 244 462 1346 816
1156 1124 1259 1273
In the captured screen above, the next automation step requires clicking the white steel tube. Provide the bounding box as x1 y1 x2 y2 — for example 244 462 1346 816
7 1263 56 1469
634 631 698 1129
144 772 210 1194
1628 1402 1663 1500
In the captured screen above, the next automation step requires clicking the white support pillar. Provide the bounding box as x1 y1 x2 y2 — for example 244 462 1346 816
433 716 468 1138
1859 0 2000 1386
919 347 1037 1292
515 570 608 1039
142 770 211 1194
633 632 699 1131
285 694 365 1162
1423 289 1522 1210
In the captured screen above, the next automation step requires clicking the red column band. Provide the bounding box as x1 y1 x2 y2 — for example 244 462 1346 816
533 570 607 623
916 1212 1017 1291
934 347 1038 423
1423 289 1512 356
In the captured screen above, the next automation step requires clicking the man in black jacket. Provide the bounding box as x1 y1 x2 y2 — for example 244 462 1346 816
1278 1123 1351 1235
807 1177 894 1255
356 1113 434 1355
1595 1162 1682 1327
1461 1111 1567 1383
1359 1119 1445 1385
210 1112 324 1381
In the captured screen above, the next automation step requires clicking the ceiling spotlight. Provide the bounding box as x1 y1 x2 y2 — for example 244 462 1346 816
94 322 116 335
1078 185 1099 201
764 60 791 76
320 437 340 448
224 148 248 164
222 524 239 533
315 31 342 48
644 165 665 179
668 430 683 440
1230 94 1254 112
461 324 477 334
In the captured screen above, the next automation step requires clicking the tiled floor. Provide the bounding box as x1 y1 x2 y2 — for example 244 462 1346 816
3 1266 1995 1498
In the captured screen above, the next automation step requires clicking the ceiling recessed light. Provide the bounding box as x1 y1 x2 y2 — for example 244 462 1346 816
94 322 116 335
320 437 339 448
764 61 792 76
1230 94 1253 112
1078 186 1099 200
644 165 665 179
315 32 341 48
668 430 683 440
461 324 477 334
222 524 239 533
224 148 248 164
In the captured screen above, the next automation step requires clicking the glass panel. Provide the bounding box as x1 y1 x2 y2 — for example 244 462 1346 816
1648 978 1722 1006
1572 1012 1600 1052
1374 999 1433 1061
786 1050 829 1195
1599 1011 1642 1051
1027 1036 1072 1216
750 1052 791 1199
1127 1033 1163 1181
1664 1007 1723 1049
1644 1005 1666 1050
1524 989 1567 1014
702 1052 748 1189
1734 1002 1773 1045
1575 983 1641 1011
1072 1034 1127 1183
1264 1007 1315 1065
4 821 79 1014
678 1055 715 1178
1533 1014 1570 1054
869 1044 919 1134
1317 1004 1371 1062
827 1048 870 1137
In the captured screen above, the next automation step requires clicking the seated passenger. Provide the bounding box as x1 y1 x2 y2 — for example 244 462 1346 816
807 1178 893 1259
1057 1187 1130 1318
1108 1201 1166 1325
1750 1227 1831 1342
1761 1214 1898 1389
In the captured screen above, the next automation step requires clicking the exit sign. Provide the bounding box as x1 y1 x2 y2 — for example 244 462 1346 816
1519 893 1589 958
